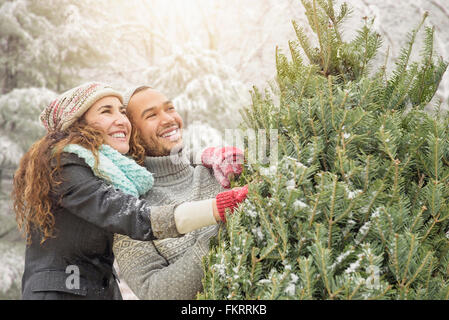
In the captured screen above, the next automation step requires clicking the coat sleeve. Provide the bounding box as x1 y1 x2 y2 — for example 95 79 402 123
113 225 219 299
53 160 181 240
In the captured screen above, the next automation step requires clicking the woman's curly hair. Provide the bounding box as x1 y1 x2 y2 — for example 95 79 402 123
12 116 146 244
126 109 147 165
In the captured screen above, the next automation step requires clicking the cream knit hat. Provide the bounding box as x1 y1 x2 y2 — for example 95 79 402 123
122 85 153 108
40 82 124 132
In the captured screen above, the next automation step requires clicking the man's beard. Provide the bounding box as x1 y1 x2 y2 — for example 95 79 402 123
143 136 184 157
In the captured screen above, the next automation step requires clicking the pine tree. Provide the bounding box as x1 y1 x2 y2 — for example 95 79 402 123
199 0 449 300
0 0 113 93
0 87 55 152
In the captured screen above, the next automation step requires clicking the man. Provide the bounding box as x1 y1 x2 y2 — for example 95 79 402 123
113 86 246 299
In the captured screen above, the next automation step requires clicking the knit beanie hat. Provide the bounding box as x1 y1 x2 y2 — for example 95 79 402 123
40 82 124 132
122 85 152 108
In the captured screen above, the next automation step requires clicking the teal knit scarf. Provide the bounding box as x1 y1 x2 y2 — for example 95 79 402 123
63 144 153 197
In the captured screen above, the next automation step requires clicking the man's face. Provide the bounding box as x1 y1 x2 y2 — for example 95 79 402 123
127 88 183 156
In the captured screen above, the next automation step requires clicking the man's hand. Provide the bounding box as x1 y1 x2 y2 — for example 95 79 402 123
213 185 249 222
201 146 244 189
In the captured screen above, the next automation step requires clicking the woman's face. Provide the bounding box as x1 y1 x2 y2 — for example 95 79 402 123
83 96 131 154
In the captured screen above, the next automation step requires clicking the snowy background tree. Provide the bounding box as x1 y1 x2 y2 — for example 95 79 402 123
143 45 248 131
140 45 250 158
0 87 55 150
1 0 449 299
0 0 114 93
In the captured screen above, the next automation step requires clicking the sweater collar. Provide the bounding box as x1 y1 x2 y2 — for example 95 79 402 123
143 150 193 185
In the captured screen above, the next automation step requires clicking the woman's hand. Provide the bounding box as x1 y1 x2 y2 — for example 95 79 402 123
201 147 244 189
212 185 249 222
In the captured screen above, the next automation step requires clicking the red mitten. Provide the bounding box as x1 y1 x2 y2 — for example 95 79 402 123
201 147 244 189
215 185 249 222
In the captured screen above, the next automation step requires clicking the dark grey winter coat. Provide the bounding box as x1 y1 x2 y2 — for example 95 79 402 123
21 153 180 300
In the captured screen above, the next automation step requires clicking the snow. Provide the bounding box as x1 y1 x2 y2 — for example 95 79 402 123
330 247 355 271
285 179 296 190
245 201 258 219
252 227 264 241
293 199 308 210
258 279 271 285
284 273 299 296
284 283 296 296
355 222 371 245
2 0 449 301
0 87 56 161
213 263 227 279
290 273 298 283
372 207 382 218
345 256 362 274
0 242 24 295
259 165 277 177
284 156 307 169
346 188 362 200
0 136 23 167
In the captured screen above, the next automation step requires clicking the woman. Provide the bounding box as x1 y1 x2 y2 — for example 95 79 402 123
13 82 248 299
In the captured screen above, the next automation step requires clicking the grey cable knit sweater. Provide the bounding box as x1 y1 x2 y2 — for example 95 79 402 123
113 151 224 299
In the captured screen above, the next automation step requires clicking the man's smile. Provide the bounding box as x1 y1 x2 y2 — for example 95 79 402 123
159 126 181 142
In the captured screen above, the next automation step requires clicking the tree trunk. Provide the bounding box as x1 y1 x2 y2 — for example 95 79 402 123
56 51 63 92
3 36 19 94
